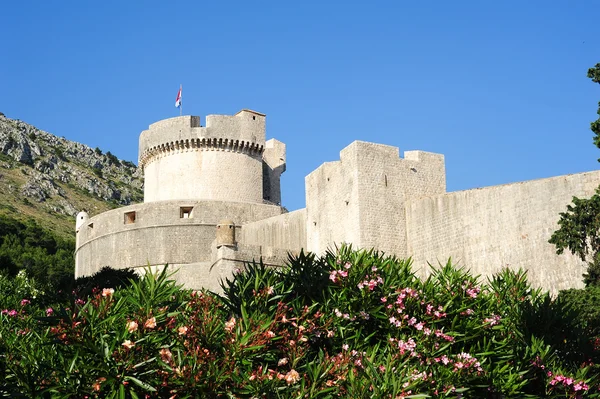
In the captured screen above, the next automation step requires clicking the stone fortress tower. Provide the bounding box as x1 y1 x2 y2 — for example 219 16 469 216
75 110 287 291
76 109 600 294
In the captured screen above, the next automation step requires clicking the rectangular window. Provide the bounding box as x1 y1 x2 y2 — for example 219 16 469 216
180 206 193 219
124 211 136 224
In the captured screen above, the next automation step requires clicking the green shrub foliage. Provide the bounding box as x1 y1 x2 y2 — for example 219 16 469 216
1 246 599 398
0 215 74 290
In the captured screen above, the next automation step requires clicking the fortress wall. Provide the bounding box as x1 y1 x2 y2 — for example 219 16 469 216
240 209 307 253
352 142 446 257
75 200 283 278
306 141 445 256
143 150 263 203
306 156 361 254
406 171 600 294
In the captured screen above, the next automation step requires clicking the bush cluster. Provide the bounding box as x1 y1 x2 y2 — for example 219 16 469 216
1 246 599 398
0 215 74 291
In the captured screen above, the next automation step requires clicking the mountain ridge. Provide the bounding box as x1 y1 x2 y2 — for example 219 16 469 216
0 113 143 239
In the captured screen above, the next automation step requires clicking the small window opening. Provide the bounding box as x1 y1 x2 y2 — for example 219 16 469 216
253 115 256 120
180 206 193 219
124 211 136 224
88 222 94 229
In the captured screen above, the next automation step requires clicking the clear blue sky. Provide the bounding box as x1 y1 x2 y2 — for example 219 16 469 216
1 1 598 211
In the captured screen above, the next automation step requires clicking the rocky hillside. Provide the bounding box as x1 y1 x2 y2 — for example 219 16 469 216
0 113 143 239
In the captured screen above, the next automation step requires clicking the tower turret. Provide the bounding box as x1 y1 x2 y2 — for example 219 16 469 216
139 109 282 204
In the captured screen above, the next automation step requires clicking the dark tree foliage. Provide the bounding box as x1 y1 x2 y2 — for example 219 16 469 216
549 188 600 286
589 63 600 155
550 63 600 286
557 285 600 342
0 214 75 290
74 266 139 298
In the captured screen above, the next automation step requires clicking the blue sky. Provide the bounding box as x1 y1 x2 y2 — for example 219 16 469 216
0 1 598 211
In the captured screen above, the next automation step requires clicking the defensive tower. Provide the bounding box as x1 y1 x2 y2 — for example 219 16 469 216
139 109 284 204
75 110 286 288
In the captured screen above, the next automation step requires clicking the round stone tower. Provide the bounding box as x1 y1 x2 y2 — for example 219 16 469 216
139 109 268 203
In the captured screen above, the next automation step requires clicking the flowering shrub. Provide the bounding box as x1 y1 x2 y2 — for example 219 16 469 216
1 246 599 397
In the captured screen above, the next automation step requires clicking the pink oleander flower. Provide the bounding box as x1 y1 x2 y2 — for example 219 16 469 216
126 320 138 333
278 357 289 366
285 369 300 385
266 286 274 295
144 317 157 329
101 288 114 297
159 348 173 363
342 344 349 351
7 310 18 317
267 330 276 338
484 314 501 326
92 377 106 392
20 299 30 306
178 326 188 335
224 317 236 332
75 298 86 306
338 270 348 278
329 270 338 283
46 308 54 316
344 262 352 269
122 340 135 349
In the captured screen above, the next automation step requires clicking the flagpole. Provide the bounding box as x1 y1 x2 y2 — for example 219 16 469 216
180 84 182 116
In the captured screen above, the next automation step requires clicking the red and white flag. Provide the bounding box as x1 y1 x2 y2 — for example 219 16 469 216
175 86 182 108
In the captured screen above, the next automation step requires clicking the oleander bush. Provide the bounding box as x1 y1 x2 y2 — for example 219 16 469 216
1 246 599 398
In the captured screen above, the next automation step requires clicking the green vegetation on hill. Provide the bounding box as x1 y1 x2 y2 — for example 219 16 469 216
0 115 143 241
1 246 599 398
0 214 74 290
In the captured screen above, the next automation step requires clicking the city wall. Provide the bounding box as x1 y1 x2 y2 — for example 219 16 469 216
405 171 600 294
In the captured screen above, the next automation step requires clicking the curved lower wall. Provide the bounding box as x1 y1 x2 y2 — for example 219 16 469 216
406 171 600 294
75 200 283 278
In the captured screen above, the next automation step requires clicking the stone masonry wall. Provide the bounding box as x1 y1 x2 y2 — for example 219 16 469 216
240 209 307 254
75 200 283 278
306 141 445 256
139 111 270 203
406 171 600 294
143 150 264 203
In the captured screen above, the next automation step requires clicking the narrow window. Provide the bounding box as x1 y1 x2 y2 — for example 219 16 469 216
124 211 136 224
88 222 94 229
180 206 193 219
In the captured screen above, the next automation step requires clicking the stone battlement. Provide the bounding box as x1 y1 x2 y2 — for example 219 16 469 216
139 110 266 167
